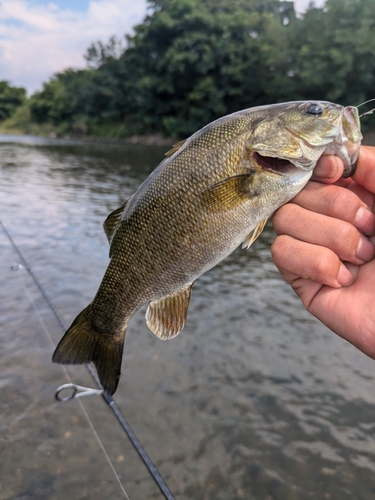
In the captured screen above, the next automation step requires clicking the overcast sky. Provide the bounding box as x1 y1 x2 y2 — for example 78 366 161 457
0 0 324 95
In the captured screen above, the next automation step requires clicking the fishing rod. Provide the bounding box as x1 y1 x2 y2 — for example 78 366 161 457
1 219 176 500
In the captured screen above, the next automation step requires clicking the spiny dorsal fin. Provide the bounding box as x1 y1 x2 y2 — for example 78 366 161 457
146 283 194 340
164 139 187 158
242 218 268 249
103 201 128 245
200 173 254 213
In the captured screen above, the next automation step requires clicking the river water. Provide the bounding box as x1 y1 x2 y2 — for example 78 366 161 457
1 134 375 500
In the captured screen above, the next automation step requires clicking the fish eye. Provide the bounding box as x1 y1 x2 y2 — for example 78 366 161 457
305 103 323 116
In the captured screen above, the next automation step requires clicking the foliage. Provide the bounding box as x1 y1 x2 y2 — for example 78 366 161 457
0 81 26 121
288 0 375 106
113 0 296 136
4 0 375 138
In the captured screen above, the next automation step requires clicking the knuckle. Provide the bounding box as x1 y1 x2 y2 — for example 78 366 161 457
328 188 357 219
272 204 299 234
270 235 288 262
314 248 337 281
338 226 358 258
328 220 363 262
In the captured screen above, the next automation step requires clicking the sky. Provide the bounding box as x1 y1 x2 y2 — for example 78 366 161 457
0 0 324 95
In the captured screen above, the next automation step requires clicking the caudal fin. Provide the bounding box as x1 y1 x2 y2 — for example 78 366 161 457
52 306 125 396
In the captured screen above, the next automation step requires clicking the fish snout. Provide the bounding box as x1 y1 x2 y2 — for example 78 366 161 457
340 106 362 178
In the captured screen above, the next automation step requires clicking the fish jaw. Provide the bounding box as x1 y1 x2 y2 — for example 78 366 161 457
252 152 315 177
250 101 362 177
324 105 362 177
248 155 314 207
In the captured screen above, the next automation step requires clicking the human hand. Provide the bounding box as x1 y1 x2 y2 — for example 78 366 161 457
271 146 375 357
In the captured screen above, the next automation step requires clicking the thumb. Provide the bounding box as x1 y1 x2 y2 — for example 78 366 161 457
311 155 344 184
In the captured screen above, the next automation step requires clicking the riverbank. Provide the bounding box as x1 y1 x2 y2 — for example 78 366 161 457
1 127 374 148
0 127 176 147
0 105 177 146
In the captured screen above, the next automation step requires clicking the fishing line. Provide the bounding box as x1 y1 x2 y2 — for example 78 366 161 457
1 219 176 500
359 107 375 119
356 97 375 108
356 97 375 118
20 280 131 500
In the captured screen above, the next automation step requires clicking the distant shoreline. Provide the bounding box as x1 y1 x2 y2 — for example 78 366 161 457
0 129 374 147
0 129 176 147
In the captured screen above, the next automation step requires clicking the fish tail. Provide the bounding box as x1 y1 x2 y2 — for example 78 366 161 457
52 306 125 396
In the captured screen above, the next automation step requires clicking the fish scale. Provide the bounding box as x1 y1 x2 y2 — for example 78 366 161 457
53 100 362 395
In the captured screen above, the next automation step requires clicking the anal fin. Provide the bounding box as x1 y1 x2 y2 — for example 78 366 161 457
146 284 193 340
242 218 268 249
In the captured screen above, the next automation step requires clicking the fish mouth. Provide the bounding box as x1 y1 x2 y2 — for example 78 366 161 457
253 152 295 175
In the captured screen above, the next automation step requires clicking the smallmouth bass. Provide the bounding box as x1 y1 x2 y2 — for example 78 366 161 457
53 101 362 395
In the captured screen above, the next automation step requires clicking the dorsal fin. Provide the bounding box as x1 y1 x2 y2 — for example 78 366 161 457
242 218 268 249
146 283 193 340
103 201 128 245
164 139 187 158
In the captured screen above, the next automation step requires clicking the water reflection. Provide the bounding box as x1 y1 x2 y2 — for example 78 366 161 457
1 135 375 499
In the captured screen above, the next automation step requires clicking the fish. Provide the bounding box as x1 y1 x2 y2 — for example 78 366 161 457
52 100 362 395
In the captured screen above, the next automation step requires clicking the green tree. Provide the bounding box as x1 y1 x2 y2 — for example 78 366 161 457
0 81 26 121
23 0 375 138
112 0 296 136
28 0 296 137
288 0 375 108
29 69 99 134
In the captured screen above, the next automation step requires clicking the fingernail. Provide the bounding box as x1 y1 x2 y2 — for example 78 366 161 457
337 264 353 286
313 156 340 179
354 207 375 235
356 236 375 262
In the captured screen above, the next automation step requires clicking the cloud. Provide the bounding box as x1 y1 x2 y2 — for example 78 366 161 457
0 0 148 94
293 0 325 14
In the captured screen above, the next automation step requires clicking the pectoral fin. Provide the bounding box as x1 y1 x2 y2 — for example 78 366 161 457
103 201 128 245
146 284 193 340
200 173 255 213
242 218 268 249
